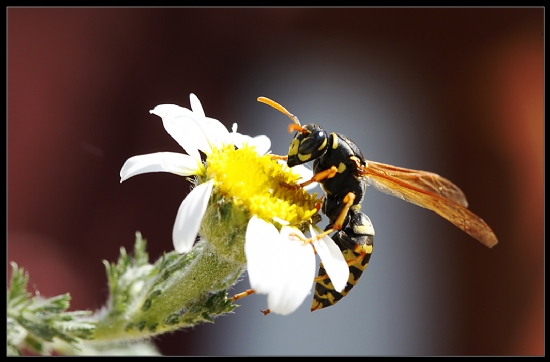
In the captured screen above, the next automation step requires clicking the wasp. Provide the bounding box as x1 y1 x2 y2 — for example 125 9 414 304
309 207 375 311
255 96 498 311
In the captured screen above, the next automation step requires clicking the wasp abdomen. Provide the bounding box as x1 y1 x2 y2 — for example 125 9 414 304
311 211 374 311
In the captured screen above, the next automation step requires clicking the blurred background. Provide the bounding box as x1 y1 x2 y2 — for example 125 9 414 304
7 7 543 356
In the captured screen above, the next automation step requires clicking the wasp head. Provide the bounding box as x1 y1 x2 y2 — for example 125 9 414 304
287 124 328 167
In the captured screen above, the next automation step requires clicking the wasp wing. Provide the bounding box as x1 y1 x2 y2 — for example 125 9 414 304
359 160 497 248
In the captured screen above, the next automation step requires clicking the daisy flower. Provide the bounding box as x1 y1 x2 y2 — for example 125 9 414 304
120 93 349 315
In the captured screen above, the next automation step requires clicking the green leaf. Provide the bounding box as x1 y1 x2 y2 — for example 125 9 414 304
7 263 96 356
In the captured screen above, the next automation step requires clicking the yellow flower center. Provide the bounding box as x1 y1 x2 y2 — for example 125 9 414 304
204 145 319 228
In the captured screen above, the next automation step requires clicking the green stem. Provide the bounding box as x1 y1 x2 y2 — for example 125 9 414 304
93 240 245 342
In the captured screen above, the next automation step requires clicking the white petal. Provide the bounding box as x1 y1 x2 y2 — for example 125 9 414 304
189 93 205 118
245 220 316 315
226 129 272 155
189 93 231 150
120 152 201 183
225 131 251 149
150 104 205 160
311 225 349 293
267 227 316 315
202 117 231 148
172 180 214 254
249 135 271 155
244 216 282 294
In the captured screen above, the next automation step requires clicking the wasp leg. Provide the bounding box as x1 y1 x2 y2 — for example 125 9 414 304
230 289 256 302
289 192 355 246
315 194 325 211
270 154 288 161
230 289 272 316
299 165 338 188
280 165 339 190
347 250 368 266
327 192 355 233
308 192 356 242
314 274 329 283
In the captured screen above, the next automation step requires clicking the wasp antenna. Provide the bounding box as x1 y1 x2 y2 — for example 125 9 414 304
288 123 307 135
257 96 301 126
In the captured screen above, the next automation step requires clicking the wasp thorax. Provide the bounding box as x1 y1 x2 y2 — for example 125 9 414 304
287 124 329 167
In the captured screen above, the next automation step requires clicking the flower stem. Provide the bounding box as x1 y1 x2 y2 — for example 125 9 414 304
93 240 245 342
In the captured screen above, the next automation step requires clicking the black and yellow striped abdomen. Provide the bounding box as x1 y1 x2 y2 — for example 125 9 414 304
311 211 375 311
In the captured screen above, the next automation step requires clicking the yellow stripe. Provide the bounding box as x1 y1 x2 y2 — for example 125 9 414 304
311 244 373 310
288 139 299 156
337 162 346 173
318 138 327 151
331 133 338 149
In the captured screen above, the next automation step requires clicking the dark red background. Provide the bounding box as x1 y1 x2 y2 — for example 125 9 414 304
7 8 543 355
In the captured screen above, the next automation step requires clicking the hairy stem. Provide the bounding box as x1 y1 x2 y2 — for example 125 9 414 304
93 240 245 342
